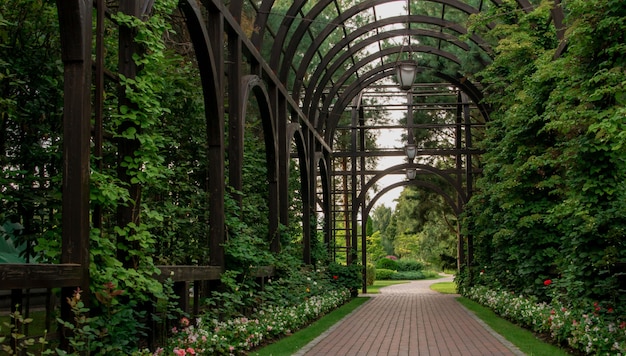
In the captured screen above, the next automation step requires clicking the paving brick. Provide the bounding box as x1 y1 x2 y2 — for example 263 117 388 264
294 276 524 356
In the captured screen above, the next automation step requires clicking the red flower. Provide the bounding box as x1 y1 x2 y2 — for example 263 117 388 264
543 279 552 286
333 275 339 280
608 308 614 313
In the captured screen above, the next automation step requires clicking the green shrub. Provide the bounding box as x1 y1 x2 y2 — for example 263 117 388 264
391 271 425 280
366 263 376 286
375 257 398 270
327 262 362 296
375 268 397 280
396 259 424 272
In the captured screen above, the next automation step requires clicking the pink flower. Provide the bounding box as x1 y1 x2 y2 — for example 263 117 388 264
186 348 196 355
153 347 164 356
173 348 186 356
543 279 552 286
181 317 190 327
229 346 235 352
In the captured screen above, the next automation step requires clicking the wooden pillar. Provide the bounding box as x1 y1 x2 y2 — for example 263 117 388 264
56 0 92 351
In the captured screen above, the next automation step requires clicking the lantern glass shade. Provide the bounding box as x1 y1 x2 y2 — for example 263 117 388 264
406 168 416 180
396 61 418 91
405 144 417 161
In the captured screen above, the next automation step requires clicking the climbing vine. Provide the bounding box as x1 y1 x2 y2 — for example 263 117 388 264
462 0 626 310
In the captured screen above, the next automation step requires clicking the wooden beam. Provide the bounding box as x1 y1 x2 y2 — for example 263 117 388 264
0 264 82 289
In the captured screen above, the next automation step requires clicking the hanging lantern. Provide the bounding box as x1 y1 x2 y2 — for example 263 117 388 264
396 60 418 91
406 168 417 180
405 143 417 162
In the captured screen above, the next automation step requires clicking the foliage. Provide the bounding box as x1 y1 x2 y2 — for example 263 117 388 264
374 257 398 270
326 262 362 295
370 206 394 255
389 186 458 267
165 289 351 355
461 0 626 311
365 263 376 286
463 285 626 355
375 269 396 280
365 231 386 263
252 297 370 356
389 271 425 280
0 0 63 264
395 259 424 272
0 222 27 263
0 306 51 355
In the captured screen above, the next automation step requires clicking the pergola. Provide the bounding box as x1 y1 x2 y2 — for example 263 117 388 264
2 0 567 329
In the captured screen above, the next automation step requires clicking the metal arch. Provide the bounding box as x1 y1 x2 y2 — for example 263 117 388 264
179 0 226 265
361 180 461 218
241 75 278 167
267 0 308 70
276 0 486 85
308 46 466 127
240 75 281 252
294 18 489 107
287 123 310 213
317 152 333 250
251 0 277 48
228 0 243 23
318 65 490 137
323 65 489 138
299 25 487 118
359 163 468 207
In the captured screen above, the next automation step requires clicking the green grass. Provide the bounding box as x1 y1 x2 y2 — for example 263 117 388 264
250 297 370 356
430 281 457 294
457 297 570 356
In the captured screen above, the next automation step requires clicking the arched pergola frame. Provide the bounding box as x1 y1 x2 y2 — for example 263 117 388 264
0 1 569 345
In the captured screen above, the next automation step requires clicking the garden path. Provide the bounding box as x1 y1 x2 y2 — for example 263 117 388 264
294 275 525 356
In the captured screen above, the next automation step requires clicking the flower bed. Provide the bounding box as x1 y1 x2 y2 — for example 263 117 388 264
152 288 351 355
462 285 626 354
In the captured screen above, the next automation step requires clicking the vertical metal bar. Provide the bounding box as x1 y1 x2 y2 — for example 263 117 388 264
455 91 465 271
277 91 289 231
463 92 473 268
348 104 358 265
93 0 105 230
206 2 226 268
228 33 243 205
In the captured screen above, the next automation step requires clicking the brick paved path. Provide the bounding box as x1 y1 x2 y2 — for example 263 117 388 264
294 276 524 356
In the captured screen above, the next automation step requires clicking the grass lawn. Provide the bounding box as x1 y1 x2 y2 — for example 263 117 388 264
430 281 457 294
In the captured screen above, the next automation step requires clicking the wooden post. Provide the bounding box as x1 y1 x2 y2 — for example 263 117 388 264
56 0 92 351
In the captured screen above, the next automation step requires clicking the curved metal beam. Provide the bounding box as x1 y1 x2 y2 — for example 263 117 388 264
179 0 225 266
272 0 478 82
356 162 467 215
295 18 491 108
306 42 466 125
362 180 461 218
323 65 489 139
240 75 280 251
